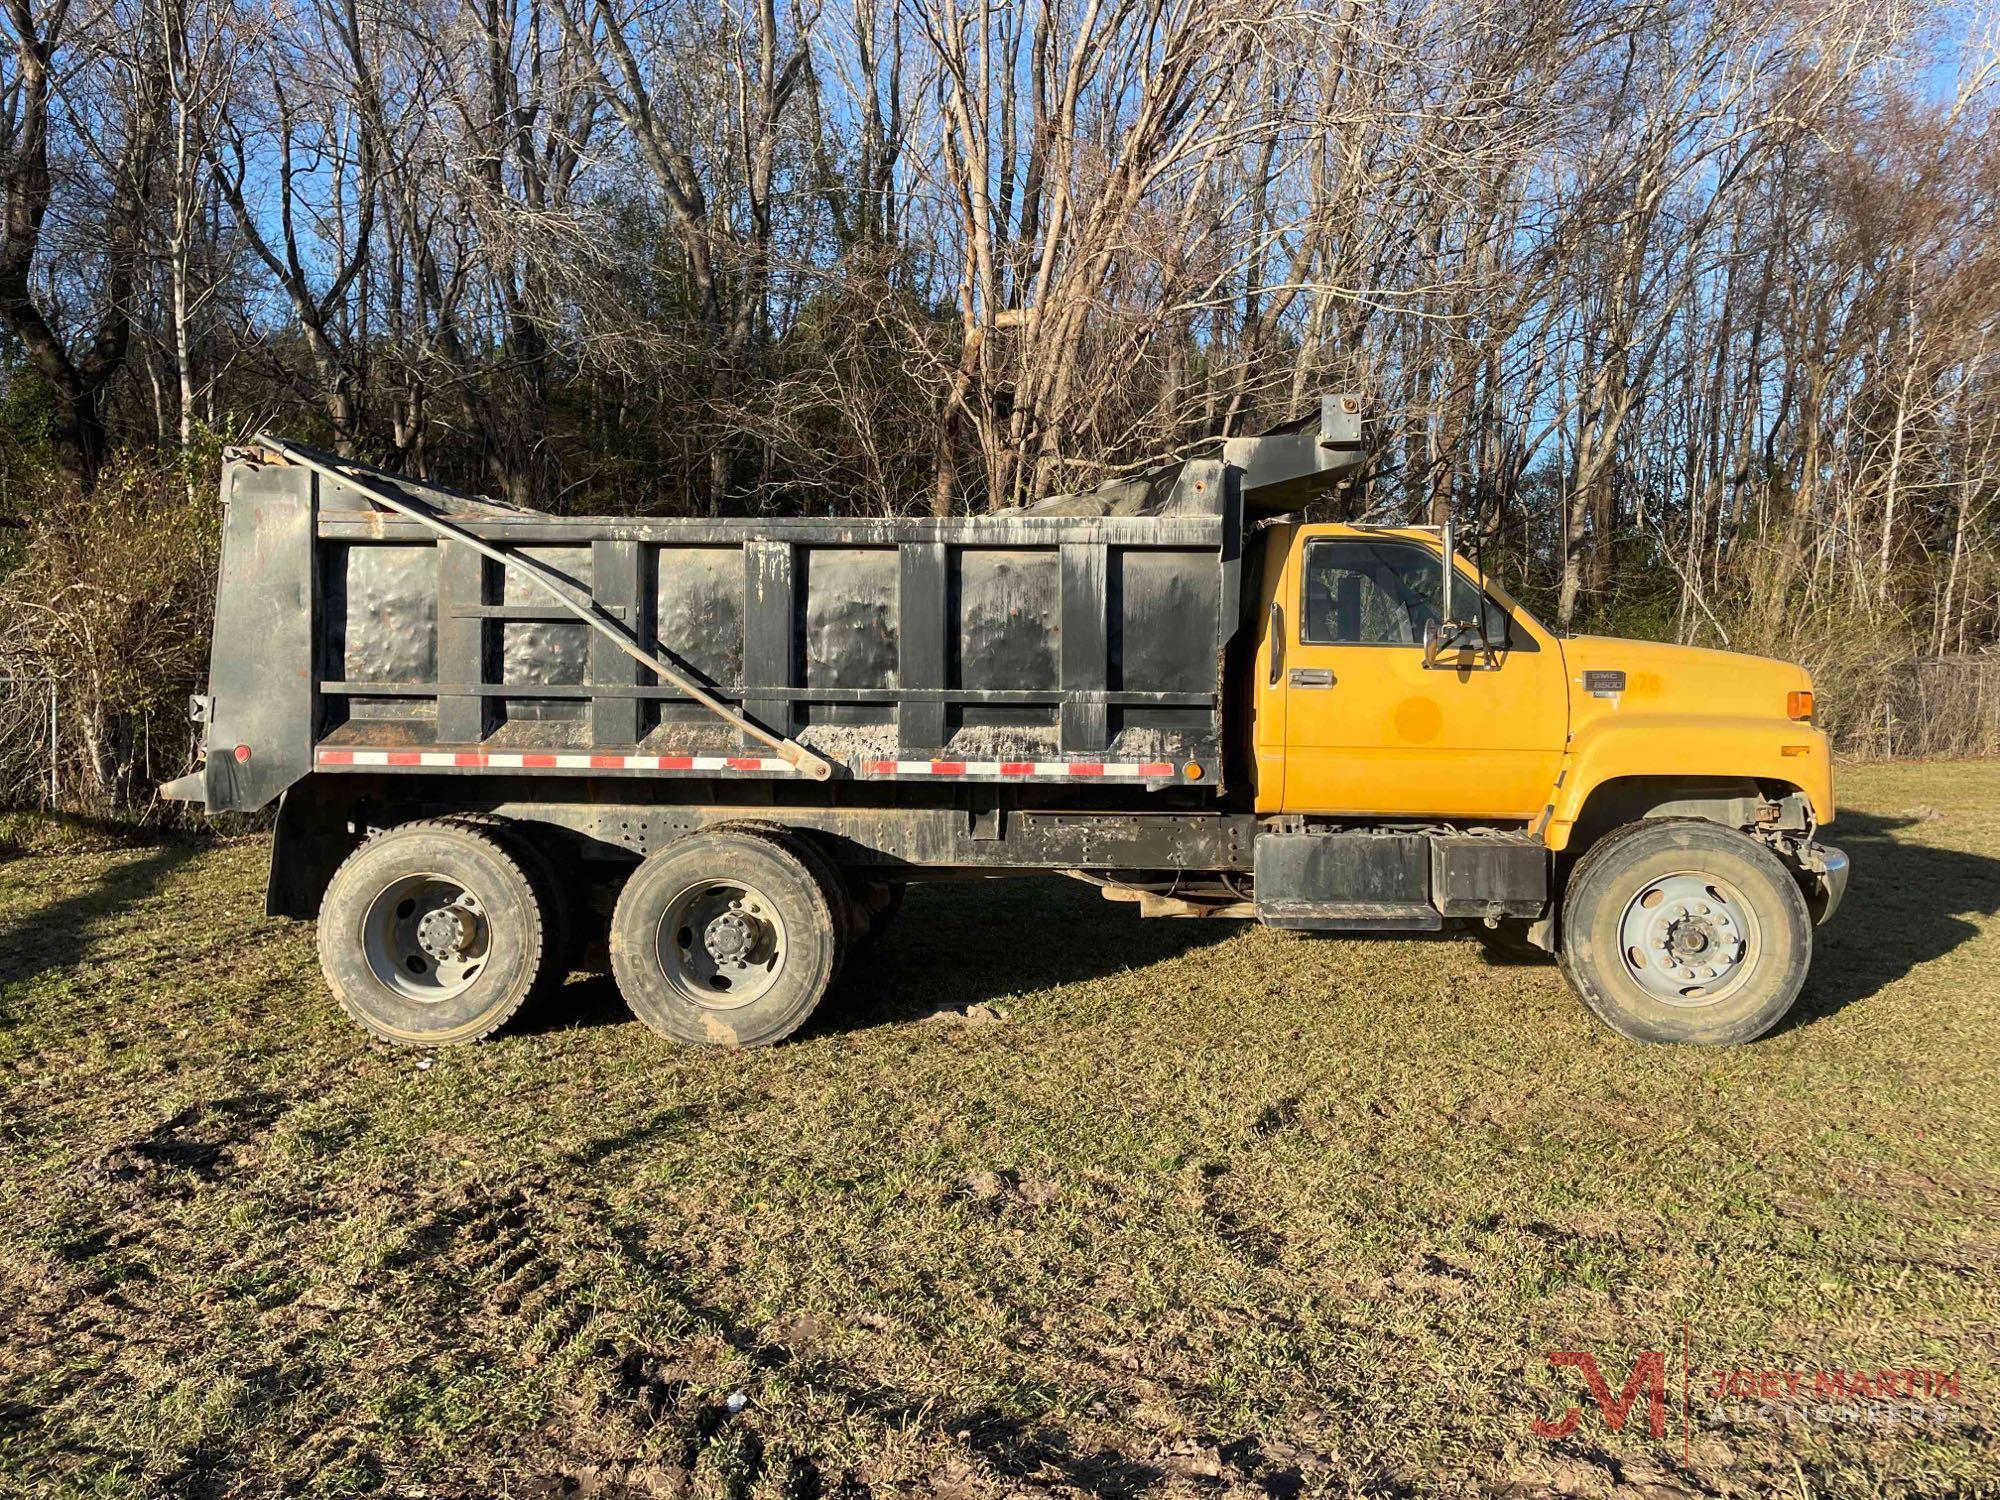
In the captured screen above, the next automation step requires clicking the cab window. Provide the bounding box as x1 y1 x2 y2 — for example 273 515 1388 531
1300 539 1527 650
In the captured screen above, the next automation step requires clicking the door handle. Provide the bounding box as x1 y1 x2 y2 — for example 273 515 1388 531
1268 602 1284 686
1289 667 1334 688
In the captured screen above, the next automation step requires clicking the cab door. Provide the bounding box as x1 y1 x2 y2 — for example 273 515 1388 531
1273 531 1565 818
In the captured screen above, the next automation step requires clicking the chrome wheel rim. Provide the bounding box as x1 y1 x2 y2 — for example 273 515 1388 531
1617 870 1759 1007
362 873 491 1001
656 878 787 1009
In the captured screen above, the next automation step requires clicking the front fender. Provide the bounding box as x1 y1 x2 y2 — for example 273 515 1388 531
1546 714 1834 851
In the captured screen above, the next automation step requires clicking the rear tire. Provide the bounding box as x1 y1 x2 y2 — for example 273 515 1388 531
440 815 576 990
1558 819 1810 1045
610 827 840 1048
850 878 905 947
317 820 547 1046
784 832 855 975
705 821 853 975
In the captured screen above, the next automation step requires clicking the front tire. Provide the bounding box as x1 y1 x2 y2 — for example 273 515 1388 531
1558 819 1811 1045
317 820 548 1046
610 827 840 1048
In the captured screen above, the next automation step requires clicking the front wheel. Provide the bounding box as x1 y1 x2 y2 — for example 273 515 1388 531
1558 820 1811 1045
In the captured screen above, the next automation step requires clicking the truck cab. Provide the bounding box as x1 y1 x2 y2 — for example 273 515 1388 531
1250 522 1833 841
1241 519 1843 1043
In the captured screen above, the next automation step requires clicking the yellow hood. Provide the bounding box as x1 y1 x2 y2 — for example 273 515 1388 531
1548 634 1833 835
1560 635 1813 721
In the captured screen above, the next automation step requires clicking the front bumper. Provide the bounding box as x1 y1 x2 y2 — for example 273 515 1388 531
1799 842 1849 925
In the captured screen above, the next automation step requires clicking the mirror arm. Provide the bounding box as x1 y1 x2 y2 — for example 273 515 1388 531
1427 500 1502 671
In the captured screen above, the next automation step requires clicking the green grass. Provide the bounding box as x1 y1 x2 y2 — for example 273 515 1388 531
1 763 1996 1498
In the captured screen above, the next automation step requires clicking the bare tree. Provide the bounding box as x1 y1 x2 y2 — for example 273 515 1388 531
0 0 167 487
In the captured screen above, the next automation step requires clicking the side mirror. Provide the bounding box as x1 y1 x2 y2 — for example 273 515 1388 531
1432 511 1500 671
1423 616 1500 671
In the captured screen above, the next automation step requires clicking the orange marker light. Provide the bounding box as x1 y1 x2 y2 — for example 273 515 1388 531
1781 744 1810 757
1184 762 1204 781
1787 690 1814 721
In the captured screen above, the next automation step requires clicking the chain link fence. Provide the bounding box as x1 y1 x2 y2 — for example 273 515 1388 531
1827 654 2000 761
0 674 202 822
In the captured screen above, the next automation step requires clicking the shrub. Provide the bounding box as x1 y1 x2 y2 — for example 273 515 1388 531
0 453 221 817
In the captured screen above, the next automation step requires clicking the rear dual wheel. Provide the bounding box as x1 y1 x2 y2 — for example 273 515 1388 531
319 819 851 1051
318 820 549 1046
610 827 843 1049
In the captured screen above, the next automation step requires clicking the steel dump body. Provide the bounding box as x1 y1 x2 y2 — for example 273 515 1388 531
188 448 1276 814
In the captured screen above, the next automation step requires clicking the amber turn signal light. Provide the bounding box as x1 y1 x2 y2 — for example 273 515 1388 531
1787 690 1814 721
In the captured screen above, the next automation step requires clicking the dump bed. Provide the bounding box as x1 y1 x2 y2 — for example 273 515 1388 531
180 399 1361 813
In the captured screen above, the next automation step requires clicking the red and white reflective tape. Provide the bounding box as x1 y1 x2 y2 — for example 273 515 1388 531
866 759 1177 779
317 748 793 772
315 747 1187 781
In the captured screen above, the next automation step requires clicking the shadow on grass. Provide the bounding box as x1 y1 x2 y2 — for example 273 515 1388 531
832 876 1236 1031
522 875 1239 1040
0 837 205 998
503 812 2000 1044
1784 808 2000 1030
517 971 631 1036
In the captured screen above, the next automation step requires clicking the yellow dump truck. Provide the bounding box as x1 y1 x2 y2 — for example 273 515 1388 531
166 399 1846 1049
